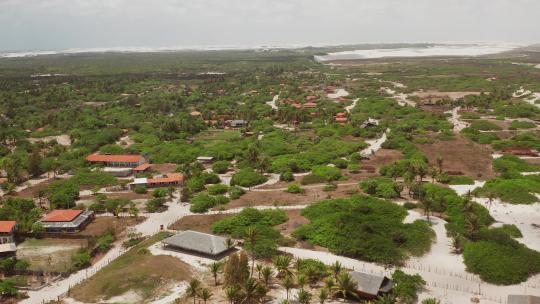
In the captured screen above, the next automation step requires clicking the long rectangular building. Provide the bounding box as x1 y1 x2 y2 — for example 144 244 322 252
86 153 146 168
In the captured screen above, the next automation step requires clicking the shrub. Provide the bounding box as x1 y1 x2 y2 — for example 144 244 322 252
145 197 166 212
214 195 230 205
152 188 168 198
359 177 402 199
403 202 418 209
212 161 231 174
48 179 80 209
71 250 91 270
509 120 536 129
301 174 326 185
469 120 501 131
186 176 206 193
332 158 348 169
208 184 229 195
347 163 361 173
201 172 221 184
231 169 267 187
293 196 434 265
323 183 337 192
190 194 217 213
96 232 115 252
133 185 147 194
285 183 305 194
228 186 246 199
447 175 475 185
311 165 342 182
280 171 294 182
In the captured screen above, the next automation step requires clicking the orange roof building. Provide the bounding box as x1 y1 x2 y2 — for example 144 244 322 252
0 221 16 255
303 102 318 108
86 153 146 168
0 221 16 235
130 173 184 189
133 163 151 172
305 95 319 101
190 111 202 117
40 210 95 233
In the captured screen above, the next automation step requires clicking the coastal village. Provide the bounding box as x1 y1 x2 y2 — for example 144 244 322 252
0 45 540 304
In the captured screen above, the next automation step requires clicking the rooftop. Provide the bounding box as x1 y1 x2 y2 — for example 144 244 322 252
133 163 151 171
86 153 145 163
349 271 393 296
43 209 83 222
508 295 540 304
163 230 232 256
0 221 16 233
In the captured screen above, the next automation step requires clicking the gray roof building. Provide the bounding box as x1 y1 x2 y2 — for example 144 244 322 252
508 295 540 304
163 230 233 256
349 271 394 298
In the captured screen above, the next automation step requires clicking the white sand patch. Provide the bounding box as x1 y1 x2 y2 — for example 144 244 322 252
513 86 532 98
104 290 144 304
150 282 187 304
492 153 503 159
536 64 540 69
148 242 219 270
521 172 540 176
474 197 540 251
327 88 349 99
445 106 470 133
273 124 295 131
116 135 135 147
28 134 71 146
412 90 481 101
360 129 389 156
218 172 233 186
344 98 359 113
449 180 485 196
315 43 521 61
266 94 279 110
382 87 416 106
251 173 280 189
390 81 407 88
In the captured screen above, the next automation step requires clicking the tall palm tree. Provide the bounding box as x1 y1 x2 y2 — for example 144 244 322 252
186 278 201 304
208 261 222 286
273 255 293 278
256 263 263 280
296 289 312 304
374 294 395 304
324 277 335 296
335 272 358 300
199 288 212 304
242 277 260 304
296 274 307 290
330 261 342 279
244 226 259 278
261 266 275 287
282 275 294 301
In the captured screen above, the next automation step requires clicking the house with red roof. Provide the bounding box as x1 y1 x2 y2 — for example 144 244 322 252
39 209 95 233
129 173 184 189
303 102 318 108
0 221 16 257
305 95 319 101
86 153 146 168
0 221 16 245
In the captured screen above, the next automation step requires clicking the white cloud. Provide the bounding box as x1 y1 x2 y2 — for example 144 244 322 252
0 0 538 51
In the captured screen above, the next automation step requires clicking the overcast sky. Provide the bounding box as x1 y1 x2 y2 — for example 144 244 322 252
0 0 539 51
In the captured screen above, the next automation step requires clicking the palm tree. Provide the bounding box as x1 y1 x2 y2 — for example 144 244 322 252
335 272 358 300
199 288 212 304
209 261 222 286
186 278 201 304
330 261 342 279
273 255 293 278
324 277 335 296
242 277 260 304
296 289 312 304
436 155 444 174
318 288 329 304
261 266 274 287
225 286 240 304
296 274 307 289
374 294 395 304
244 226 259 278
282 275 294 301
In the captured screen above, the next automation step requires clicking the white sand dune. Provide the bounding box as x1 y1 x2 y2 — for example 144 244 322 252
315 43 521 61
327 88 349 99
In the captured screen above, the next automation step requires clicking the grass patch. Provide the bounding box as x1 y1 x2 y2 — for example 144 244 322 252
70 232 191 302
447 175 475 185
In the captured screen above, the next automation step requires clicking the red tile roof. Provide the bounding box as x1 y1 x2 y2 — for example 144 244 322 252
303 102 318 108
335 117 348 122
133 163 151 171
86 153 144 163
43 210 83 222
0 221 16 233
147 173 184 184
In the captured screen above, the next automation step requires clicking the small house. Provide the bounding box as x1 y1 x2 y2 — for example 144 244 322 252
162 230 234 258
349 271 394 299
40 210 95 233
501 147 538 157
133 163 152 174
190 111 202 117
130 173 184 189
0 221 17 256
303 102 318 108
226 120 247 128
196 156 215 164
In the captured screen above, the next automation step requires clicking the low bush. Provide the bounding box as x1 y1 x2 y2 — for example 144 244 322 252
360 177 402 199
228 186 246 199
208 184 229 195
132 185 147 194
280 171 294 182
231 168 268 187
509 120 536 129
212 161 230 174
285 183 305 194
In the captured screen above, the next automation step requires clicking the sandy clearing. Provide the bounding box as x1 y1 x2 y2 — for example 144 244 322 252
266 94 279 110
344 98 359 113
116 135 135 147
445 106 470 133
28 134 71 146
149 282 187 304
148 243 216 270
327 88 349 99
412 91 481 101
382 87 416 107
360 128 389 156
